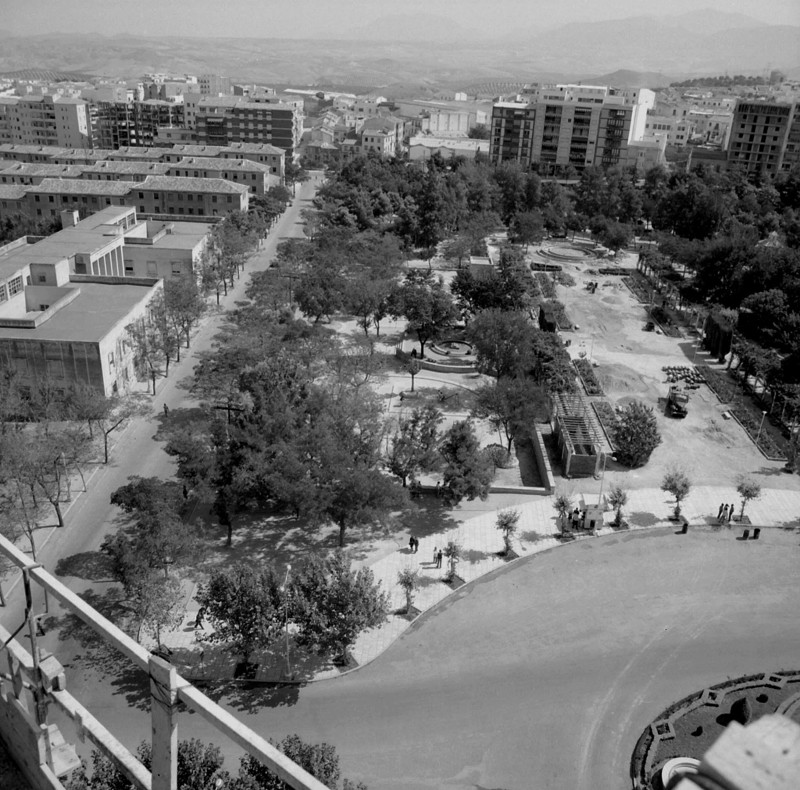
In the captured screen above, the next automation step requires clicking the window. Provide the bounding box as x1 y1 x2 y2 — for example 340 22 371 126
38 275 47 283
147 261 157 276
227 196 232 203
34 194 40 202
39 304 50 311
138 192 144 199
212 195 217 203
171 263 182 276
108 352 115 367
48 195 54 202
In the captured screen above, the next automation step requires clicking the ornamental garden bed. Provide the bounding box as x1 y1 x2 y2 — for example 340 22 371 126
701 367 789 460
533 272 558 299
621 274 651 304
591 400 619 448
574 358 603 396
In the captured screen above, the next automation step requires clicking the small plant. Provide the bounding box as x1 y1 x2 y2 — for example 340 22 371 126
607 485 628 527
496 508 521 555
443 540 462 581
661 469 691 519
736 476 762 521
397 567 419 615
553 492 573 530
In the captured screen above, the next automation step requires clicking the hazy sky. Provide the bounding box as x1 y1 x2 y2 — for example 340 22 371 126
3 0 799 38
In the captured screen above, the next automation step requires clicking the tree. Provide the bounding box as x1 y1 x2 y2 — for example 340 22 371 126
197 564 284 663
397 568 419 614
510 210 545 249
614 401 662 468
237 734 367 790
439 419 494 505
386 405 443 487
661 469 692 519
467 123 490 139
406 358 421 393
496 508 520 555
441 235 472 269
607 485 628 527
107 477 196 579
136 573 184 646
466 310 537 379
736 476 762 521
126 314 167 394
553 492 573 530
471 378 550 451
291 553 388 664
392 275 457 358
164 277 206 349
443 540 462 581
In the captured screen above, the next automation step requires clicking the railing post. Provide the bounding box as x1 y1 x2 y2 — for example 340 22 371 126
149 655 177 790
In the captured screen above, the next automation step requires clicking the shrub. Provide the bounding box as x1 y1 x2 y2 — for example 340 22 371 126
614 401 662 468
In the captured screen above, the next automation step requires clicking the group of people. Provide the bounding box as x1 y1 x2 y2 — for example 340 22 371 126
717 502 737 525
408 535 444 568
569 508 588 530
408 535 419 553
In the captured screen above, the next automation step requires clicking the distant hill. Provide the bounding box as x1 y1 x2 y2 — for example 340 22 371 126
344 14 481 42
576 70 677 89
0 68 98 82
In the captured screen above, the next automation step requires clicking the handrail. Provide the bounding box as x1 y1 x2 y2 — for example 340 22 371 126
0 534 329 790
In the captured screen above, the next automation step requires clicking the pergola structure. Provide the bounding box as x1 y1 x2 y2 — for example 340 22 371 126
552 391 603 478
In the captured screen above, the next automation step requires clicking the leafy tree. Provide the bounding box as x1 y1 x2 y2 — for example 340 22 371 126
397 568 419 614
125 314 167 394
439 419 494 505
136 573 184 646
291 553 388 664
614 401 662 468
386 405 443 487
441 235 472 268
197 564 284 663
443 540 462 581
164 277 206 350
661 469 692 519
510 210 545 249
106 477 196 579
466 310 537 379
471 378 550 451
467 123 490 139
392 276 457 357
406 358 421 393
553 492 573 530
496 508 520 555
607 485 628 527
238 734 367 790
736 476 762 521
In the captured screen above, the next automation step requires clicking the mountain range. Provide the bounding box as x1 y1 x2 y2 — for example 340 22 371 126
0 10 796 91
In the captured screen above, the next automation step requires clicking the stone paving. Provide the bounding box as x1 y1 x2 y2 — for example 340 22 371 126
150 482 800 685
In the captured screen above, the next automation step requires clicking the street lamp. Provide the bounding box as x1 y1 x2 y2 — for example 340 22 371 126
755 410 768 445
280 564 293 681
598 452 617 506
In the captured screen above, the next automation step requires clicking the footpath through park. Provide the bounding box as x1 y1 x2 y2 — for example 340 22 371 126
154 482 800 684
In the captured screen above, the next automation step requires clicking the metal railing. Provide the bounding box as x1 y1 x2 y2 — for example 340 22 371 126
0 534 328 790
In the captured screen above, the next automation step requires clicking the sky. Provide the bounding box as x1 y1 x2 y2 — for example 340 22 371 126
3 0 799 38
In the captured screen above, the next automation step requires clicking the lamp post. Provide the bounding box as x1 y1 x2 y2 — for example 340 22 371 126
281 564 292 681
755 410 768 446
598 452 616 506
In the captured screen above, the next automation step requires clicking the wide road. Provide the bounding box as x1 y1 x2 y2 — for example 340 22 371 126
168 526 797 790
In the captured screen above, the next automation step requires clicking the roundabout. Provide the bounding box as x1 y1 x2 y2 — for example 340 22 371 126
227 526 800 790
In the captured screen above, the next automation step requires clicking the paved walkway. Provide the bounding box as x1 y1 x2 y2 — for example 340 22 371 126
151 482 800 684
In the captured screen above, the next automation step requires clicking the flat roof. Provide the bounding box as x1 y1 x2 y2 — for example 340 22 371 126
0 280 157 344
146 220 211 249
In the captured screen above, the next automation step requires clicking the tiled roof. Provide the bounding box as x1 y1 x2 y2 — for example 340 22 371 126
172 156 271 172
0 163 84 177
222 142 285 155
132 175 250 194
0 185 28 199
81 161 171 175
28 178 132 195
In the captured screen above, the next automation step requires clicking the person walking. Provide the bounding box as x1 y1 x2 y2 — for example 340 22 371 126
720 504 729 524
436 549 443 569
717 503 725 521
163 403 170 417
409 536 415 553
432 546 438 565
728 503 736 523
195 606 206 630
414 537 419 553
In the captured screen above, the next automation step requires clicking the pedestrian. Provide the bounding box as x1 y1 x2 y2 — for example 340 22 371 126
432 546 438 565
409 536 415 553
435 481 441 497
436 549 443 569
163 403 169 416
729 503 736 523
571 508 580 530
413 537 419 553
717 503 725 521
720 504 729 524
195 606 206 630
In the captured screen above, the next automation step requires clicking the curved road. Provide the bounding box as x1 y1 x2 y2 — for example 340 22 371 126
196 526 800 790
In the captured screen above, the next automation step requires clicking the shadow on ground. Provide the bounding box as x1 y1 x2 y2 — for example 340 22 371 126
54 551 114 582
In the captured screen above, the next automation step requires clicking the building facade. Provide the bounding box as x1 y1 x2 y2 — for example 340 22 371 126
727 100 797 176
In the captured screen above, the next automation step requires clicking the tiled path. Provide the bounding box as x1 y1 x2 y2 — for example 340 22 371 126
151 484 800 684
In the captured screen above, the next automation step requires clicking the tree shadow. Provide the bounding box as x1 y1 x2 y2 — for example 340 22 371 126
49 588 151 711
54 551 114 582
462 548 490 564
152 406 208 441
628 511 660 527
753 465 792 477
520 530 546 543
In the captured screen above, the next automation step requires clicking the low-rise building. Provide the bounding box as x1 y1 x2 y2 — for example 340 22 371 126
24 178 132 222
131 175 250 217
79 160 172 182
166 156 275 195
0 162 85 185
408 135 489 161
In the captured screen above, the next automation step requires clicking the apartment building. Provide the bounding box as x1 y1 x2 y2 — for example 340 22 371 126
94 101 185 149
727 100 797 176
0 162 85 186
0 95 92 149
198 74 232 96
194 95 303 155
164 142 285 179
489 85 652 173
24 179 132 221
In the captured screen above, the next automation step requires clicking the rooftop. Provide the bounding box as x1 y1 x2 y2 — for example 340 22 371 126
172 156 271 172
0 144 69 157
27 178 132 195
0 185 28 199
0 280 158 344
81 161 171 175
0 163 84 177
222 142 285 155
133 175 249 194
